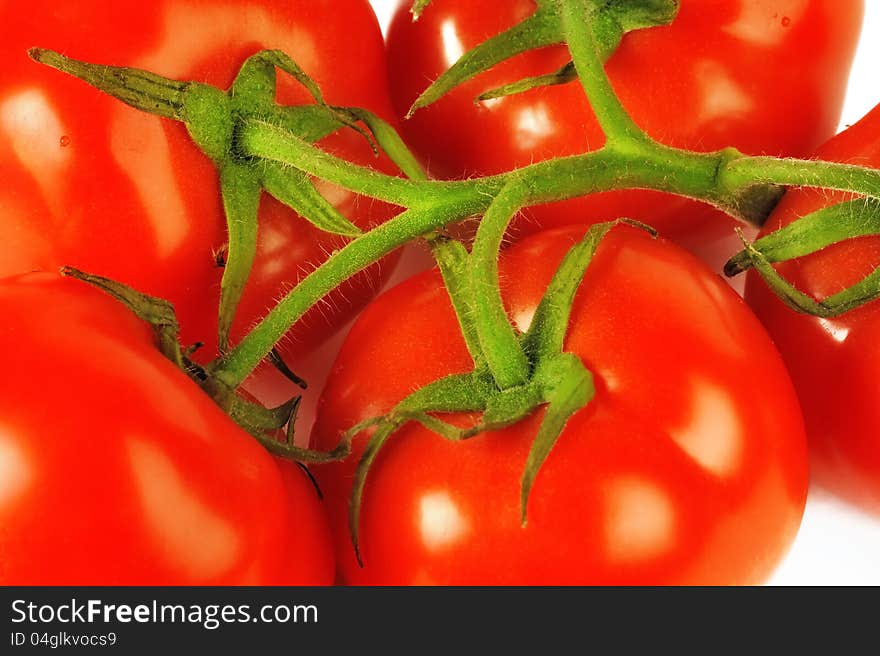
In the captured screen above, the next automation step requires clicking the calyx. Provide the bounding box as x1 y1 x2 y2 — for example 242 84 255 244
333 220 655 565
29 48 395 356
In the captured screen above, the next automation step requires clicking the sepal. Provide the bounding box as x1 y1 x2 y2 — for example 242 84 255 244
726 199 880 317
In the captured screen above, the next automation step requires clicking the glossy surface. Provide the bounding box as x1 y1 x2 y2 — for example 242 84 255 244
746 103 880 512
312 225 808 585
386 0 864 250
0 0 399 362
0 274 334 584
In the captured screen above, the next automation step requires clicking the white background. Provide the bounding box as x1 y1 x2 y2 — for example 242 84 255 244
363 0 880 584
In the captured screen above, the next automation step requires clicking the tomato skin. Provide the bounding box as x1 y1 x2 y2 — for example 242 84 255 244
311 225 808 585
0 0 398 362
0 274 333 585
744 104 880 512
386 0 864 248
273 458 337 584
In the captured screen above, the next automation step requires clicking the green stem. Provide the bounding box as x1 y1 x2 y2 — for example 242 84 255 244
215 150 663 386
239 117 756 217
558 0 647 146
470 181 531 389
478 61 577 102
725 198 880 275
430 237 486 369
721 157 880 199
212 142 787 388
211 205 479 389
239 119 446 208
242 113 880 223
220 115 880 388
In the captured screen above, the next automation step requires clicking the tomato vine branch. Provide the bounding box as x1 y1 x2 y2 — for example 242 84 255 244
216 132 880 388
559 0 647 146
27 0 880 436
469 181 532 390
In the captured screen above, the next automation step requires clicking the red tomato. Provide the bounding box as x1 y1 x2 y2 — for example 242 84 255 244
311 225 808 585
0 0 399 363
0 273 334 585
386 0 864 252
744 104 880 512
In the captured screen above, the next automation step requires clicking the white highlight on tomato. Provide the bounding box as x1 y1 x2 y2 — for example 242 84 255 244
670 378 743 478
605 477 675 562
419 490 470 552
694 61 754 124
0 428 31 510
128 438 240 579
514 104 557 150
1 89 71 213
441 19 465 67
110 111 190 260
723 0 808 46
615 239 747 359
252 216 312 281
817 317 851 344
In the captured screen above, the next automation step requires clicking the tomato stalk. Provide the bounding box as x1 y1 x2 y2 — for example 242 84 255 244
429 236 487 369
558 0 648 146
726 199 880 279
212 136 759 389
212 141 879 392
469 181 532 390
720 156 880 201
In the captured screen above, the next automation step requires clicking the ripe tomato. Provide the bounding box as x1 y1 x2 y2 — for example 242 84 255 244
386 0 864 251
744 104 880 512
311 225 808 585
0 0 399 362
0 273 334 585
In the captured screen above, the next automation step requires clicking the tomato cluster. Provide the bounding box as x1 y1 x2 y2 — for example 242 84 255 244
0 0 877 586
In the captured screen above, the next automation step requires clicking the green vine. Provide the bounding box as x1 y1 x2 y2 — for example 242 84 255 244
29 0 880 559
